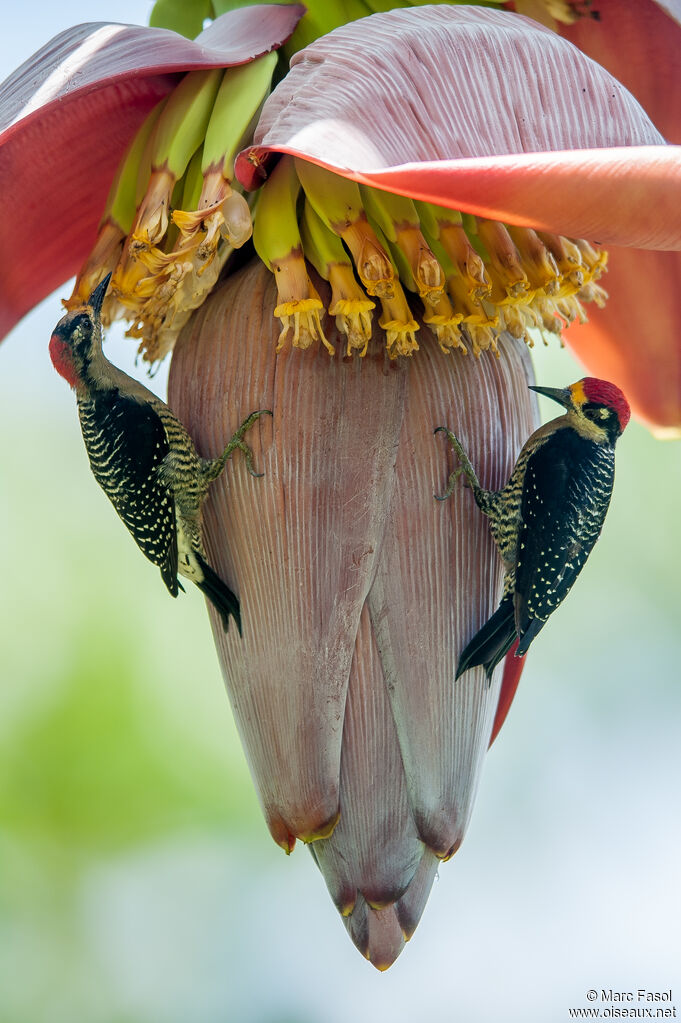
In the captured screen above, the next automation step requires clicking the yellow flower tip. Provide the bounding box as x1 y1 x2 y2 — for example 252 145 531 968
470 301 500 330
498 303 529 342
129 229 156 258
66 220 125 311
447 275 499 329
329 299 374 356
137 208 169 247
431 321 468 355
423 291 467 354
171 207 205 235
558 293 588 325
464 322 500 359
378 281 420 356
576 238 608 277
325 264 375 355
110 263 137 304
271 251 333 353
380 316 420 359
136 244 180 275
196 213 225 264
578 281 608 308
63 276 104 314
274 297 333 354
557 268 585 297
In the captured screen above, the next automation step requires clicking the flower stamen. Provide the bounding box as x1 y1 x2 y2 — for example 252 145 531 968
379 280 420 358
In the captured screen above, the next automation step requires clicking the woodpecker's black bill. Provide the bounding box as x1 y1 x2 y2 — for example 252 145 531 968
528 384 572 410
87 273 112 317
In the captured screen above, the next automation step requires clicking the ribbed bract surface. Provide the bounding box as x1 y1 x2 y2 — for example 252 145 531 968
256 6 661 167
168 260 538 967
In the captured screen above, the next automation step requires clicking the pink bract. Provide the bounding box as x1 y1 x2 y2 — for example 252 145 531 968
235 5 681 433
0 4 303 341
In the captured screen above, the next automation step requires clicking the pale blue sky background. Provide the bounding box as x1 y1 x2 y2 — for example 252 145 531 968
1 5 680 1022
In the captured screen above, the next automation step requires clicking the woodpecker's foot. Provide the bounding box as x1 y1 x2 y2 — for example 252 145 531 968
433 426 480 500
218 410 273 479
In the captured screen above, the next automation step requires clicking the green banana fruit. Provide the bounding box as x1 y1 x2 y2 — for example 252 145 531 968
294 158 396 299
253 157 332 354
151 68 224 178
360 183 421 243
252 155 302 268
202 52 277 179
179 145 206 213
301 200 375 356
416 200 490 298
361 183 445 300
300 196 350 276
295 157 365 232
105 99 166 233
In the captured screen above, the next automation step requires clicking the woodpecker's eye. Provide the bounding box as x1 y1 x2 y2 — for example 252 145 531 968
72 314 92 336
582 403 610 422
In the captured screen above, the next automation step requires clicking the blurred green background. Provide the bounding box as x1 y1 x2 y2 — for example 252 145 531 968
1 6 680 1021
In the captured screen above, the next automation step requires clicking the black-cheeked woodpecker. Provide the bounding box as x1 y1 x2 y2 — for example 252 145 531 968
436 377 630 681
49 274 269 635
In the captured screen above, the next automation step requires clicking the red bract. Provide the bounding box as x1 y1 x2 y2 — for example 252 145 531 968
0 4 303 340
558 0 681 434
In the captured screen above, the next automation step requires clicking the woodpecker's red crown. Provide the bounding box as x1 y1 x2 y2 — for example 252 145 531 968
576 377 631 432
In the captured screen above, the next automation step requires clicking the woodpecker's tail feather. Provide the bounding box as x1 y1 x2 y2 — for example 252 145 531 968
455 596 517 683
516 617 545 657
195 555 242 636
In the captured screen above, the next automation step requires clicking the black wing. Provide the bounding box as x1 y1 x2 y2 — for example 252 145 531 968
77 389 178 594
514 429 615 653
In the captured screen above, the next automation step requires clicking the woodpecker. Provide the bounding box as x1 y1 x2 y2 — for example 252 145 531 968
435 377 630 681
49 274 270 635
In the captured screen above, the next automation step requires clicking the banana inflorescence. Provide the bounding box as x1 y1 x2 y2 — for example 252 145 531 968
65 46 607 367
66 53 278 365
253 156 608 360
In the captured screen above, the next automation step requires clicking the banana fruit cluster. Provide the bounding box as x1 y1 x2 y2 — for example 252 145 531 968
253 155 608 360
66 53 278 365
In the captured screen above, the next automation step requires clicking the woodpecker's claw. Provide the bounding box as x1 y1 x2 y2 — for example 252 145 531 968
222 409 273 478
433 426 468 500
